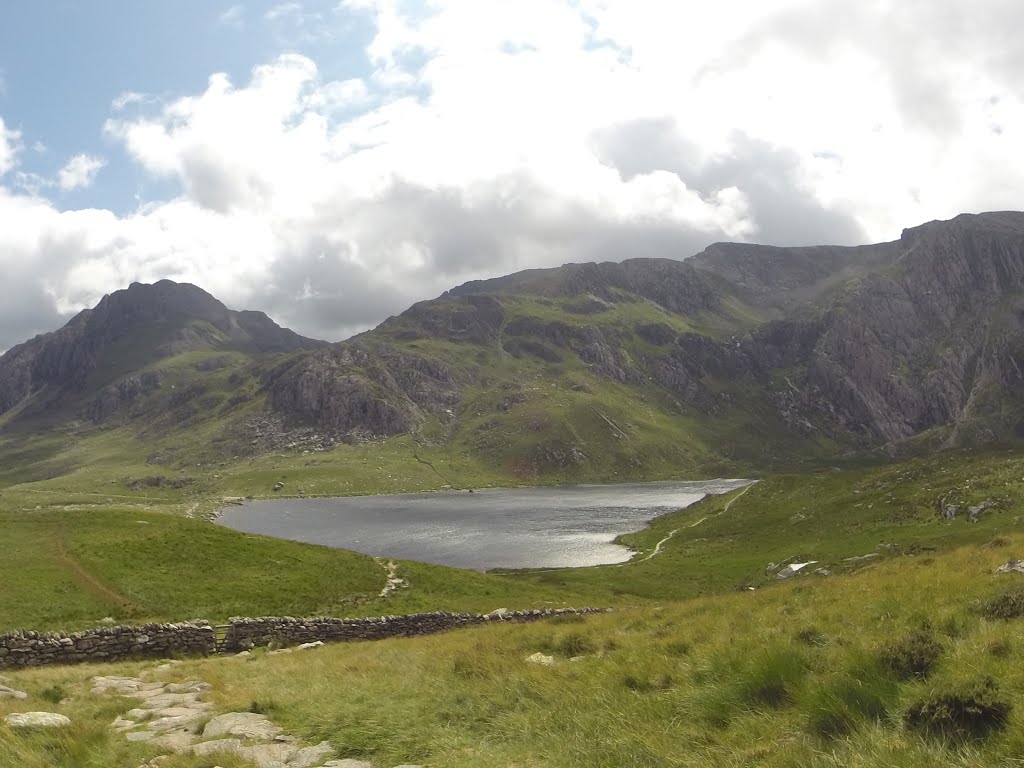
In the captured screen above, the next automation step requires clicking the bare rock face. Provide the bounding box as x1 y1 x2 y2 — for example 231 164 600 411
267 342 460 438
5 212 1024 467
0 279 323 423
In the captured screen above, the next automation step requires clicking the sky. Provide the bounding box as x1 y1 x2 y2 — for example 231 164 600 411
0 1 1022 349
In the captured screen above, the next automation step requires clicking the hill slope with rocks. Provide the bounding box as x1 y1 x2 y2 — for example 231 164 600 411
2 212 1024 483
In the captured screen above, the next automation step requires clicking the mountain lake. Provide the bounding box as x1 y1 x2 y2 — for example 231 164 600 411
216 478 752 570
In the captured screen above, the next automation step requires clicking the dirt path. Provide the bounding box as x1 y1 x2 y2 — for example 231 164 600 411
55 528 142 612
723 483 753 512
634 483 755 563
638 529 678 562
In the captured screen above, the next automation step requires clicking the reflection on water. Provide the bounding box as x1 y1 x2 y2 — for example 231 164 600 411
216 479 751 571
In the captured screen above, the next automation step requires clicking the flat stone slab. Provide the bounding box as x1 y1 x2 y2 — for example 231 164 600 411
203 711 283 741
238 741 299 767
166 681 212 693
139 692 204 709
147 709 208 732
92 676 155 695
0 685 28 700
148 731 198 753
191 738 243 757
5 712 72 728
111 716 138 731
290 741 336 768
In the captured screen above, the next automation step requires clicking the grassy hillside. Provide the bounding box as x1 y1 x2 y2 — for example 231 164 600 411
4 510 1024 766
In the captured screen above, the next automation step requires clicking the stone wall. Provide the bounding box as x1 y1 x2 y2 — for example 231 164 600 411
0 621 215 670
222 607 606 652
0 608 607 669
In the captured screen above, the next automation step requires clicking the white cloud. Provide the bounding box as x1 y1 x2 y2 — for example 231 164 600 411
57 154 105 191
219 4 244 27
0 117 21 177
265 2 303 23
112 91 150 111
0 0 1024 350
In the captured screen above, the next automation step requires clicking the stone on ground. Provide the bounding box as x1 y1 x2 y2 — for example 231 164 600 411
0 684 28 699
289 741 336 767
191 738 244 758
525 652 555 666
203 711 284 740
4 711 72 728
148 731 199 753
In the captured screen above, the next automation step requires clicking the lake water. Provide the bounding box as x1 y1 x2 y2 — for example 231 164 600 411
216 478 751 571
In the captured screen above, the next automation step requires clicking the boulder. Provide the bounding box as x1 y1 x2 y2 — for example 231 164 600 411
525 652 555 666
0 684 27 699
203 711 283 741
776 562 817 580
4 711 71 728
997 560 1024 575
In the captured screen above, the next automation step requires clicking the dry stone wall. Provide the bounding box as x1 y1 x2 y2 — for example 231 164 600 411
0 622 214 670
0 608 607 669
222 607 606 652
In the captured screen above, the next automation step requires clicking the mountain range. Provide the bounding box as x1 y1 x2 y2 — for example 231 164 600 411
3 210 1024 482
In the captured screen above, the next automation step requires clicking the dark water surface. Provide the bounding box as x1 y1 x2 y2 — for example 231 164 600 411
217 479 751 570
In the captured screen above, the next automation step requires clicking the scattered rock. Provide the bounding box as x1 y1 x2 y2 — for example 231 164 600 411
234 650 253 658
166 680 212 693
290 741 336 767
191 738 243 758
525 652 555 666
997 560 1024 575
112 716 138 731
237 740 299 765
0 684 27 699
813 568 832 576
486 608 510 620
296 641 324 651
776 562 817 580
203 711 283 741
149 731 198 753
969 500 998 523
4 711 71 728
843 553 882 564
273 482 285 491
323 761 376 768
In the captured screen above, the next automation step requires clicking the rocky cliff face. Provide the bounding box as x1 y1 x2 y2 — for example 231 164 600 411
266 211 1024 457
0 280 323 424
4 213 1024 470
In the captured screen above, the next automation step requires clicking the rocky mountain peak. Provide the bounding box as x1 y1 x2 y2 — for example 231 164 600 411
0 280 322 423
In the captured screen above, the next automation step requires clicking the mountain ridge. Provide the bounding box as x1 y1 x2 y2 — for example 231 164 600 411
3 211 1024 482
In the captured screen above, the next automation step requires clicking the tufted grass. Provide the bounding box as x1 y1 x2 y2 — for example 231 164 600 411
4 534 1024 766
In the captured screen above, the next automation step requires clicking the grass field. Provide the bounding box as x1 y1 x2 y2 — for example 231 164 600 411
5 443 1024 765
4 532 1024 766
